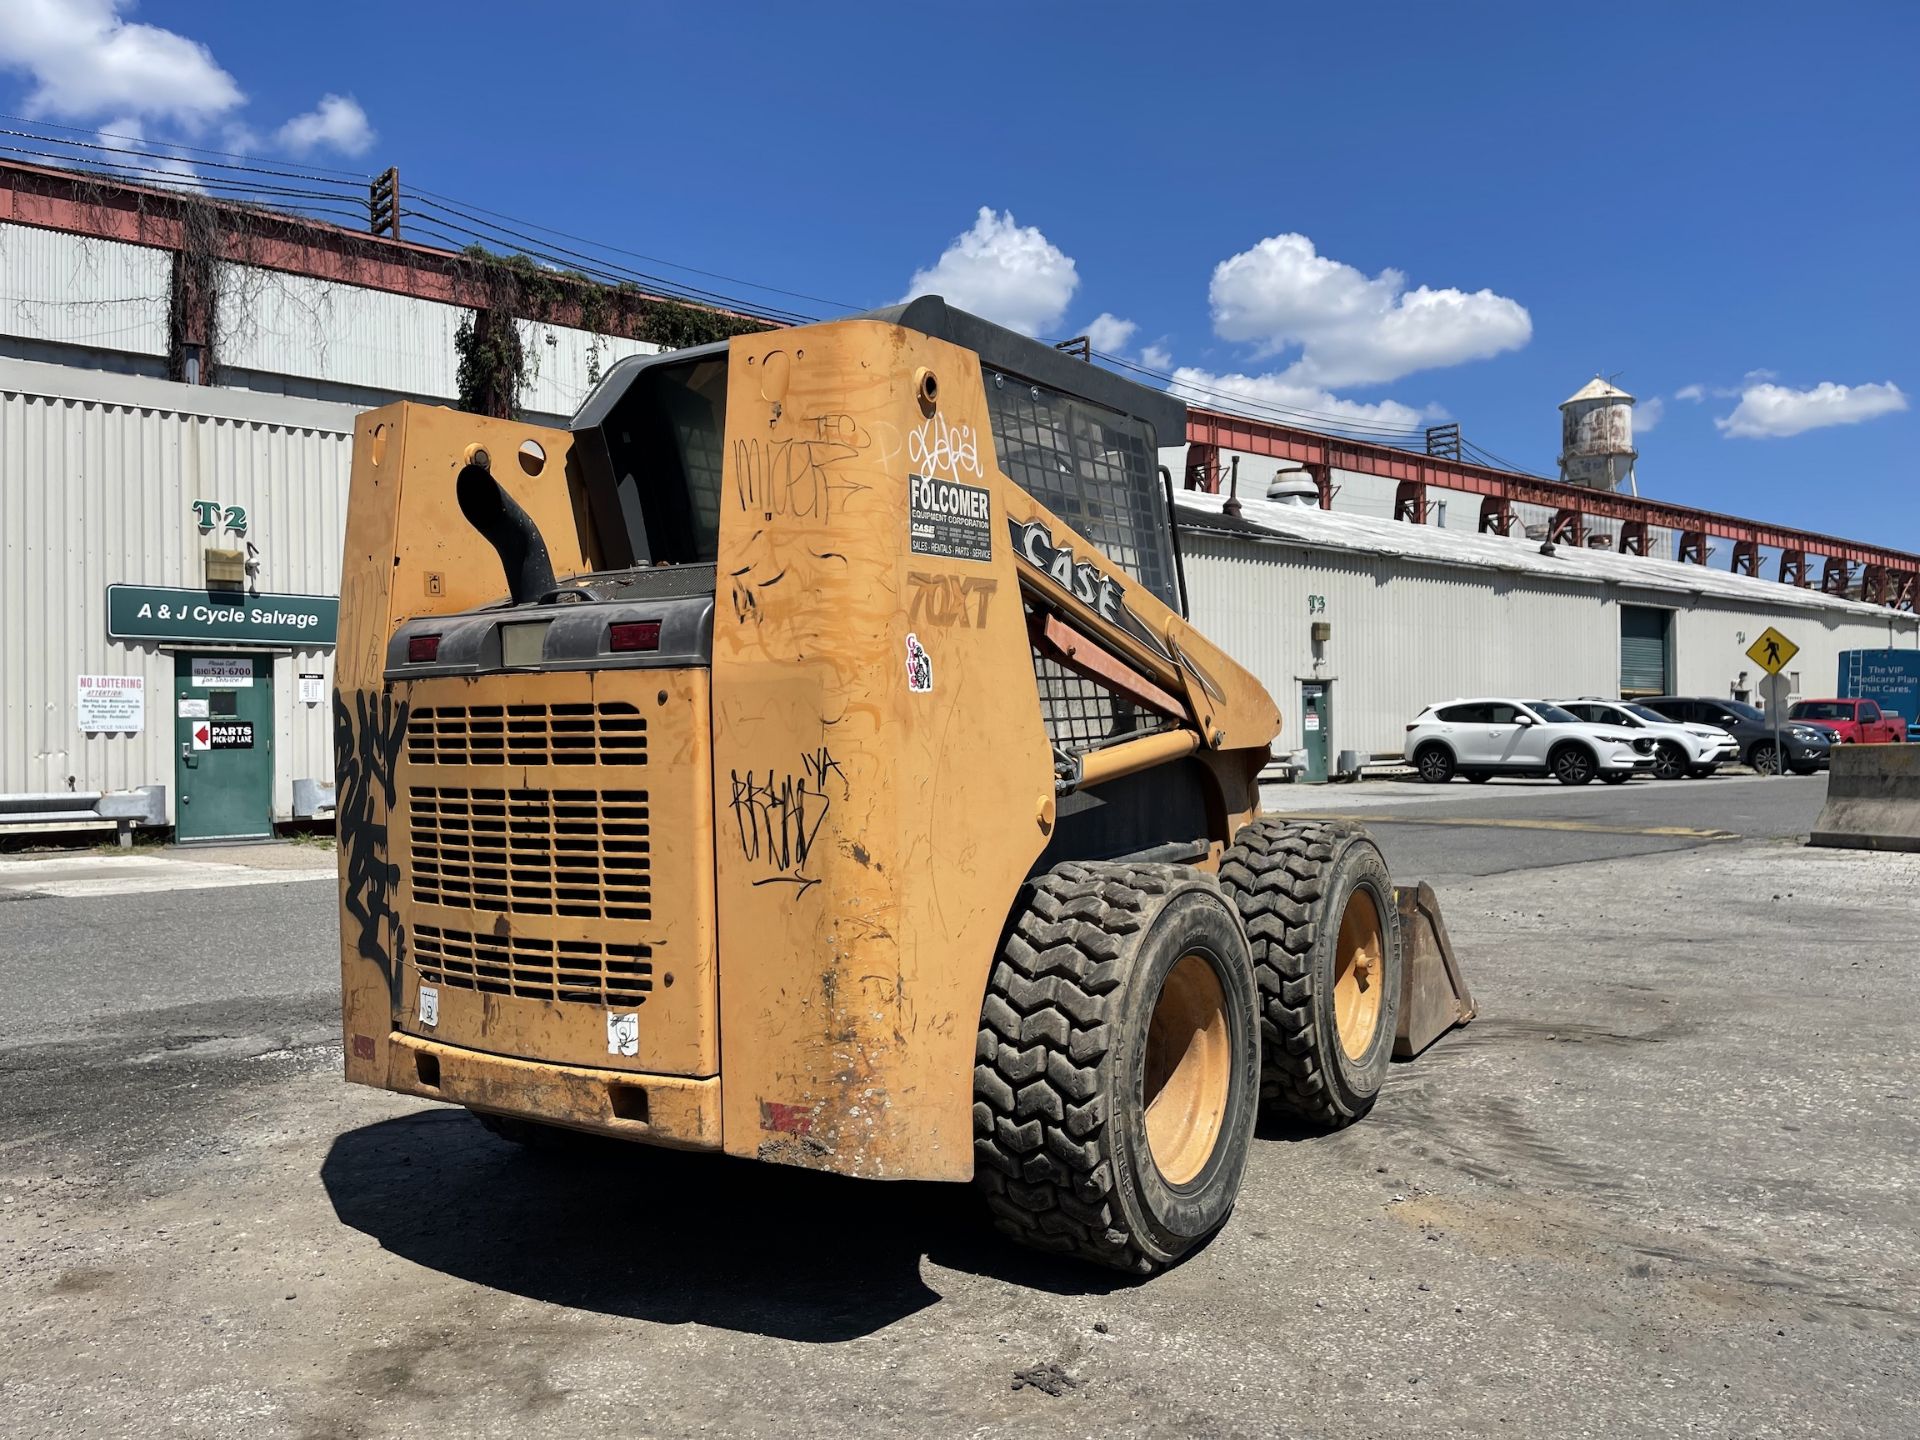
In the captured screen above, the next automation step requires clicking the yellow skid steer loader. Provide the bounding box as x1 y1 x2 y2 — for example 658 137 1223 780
334 297 1473 1272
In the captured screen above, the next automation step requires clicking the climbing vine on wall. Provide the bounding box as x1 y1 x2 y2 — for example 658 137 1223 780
449 246 772 419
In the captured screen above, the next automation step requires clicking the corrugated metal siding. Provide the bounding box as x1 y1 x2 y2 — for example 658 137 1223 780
0 224 170 357
1181 523 1919 760
1668 600 1912 708
517 321 661 424
1182 531 1616 758
216 264 464 400
0 358 355 818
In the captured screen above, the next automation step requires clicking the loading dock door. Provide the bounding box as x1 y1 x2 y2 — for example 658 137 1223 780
175 652 273 841
1620 606 1672 697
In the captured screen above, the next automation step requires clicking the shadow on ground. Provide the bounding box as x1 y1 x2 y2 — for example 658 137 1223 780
322 1108 1137 1343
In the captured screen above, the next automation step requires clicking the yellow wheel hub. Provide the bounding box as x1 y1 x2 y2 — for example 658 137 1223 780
1142 954 1231 1186
1334 890 1386 1060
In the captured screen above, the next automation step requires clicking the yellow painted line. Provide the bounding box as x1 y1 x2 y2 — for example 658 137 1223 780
1283 813 1738 840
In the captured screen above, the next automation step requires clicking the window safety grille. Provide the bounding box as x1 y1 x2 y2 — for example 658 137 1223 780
985 372 1180 610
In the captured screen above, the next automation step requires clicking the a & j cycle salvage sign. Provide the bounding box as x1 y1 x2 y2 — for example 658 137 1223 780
107 586 338 646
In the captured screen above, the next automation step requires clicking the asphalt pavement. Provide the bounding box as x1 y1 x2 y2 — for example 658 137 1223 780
3 775 1916 1439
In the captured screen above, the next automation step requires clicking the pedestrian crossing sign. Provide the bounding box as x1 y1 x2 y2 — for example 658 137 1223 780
1746 626 1798 675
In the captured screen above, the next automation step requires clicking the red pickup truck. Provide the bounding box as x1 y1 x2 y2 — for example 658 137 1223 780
1788 697 1907 744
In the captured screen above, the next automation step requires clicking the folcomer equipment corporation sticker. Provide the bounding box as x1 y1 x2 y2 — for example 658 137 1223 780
909 474 993 562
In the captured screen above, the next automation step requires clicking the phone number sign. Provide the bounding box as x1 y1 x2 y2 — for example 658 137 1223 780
107 585 338 646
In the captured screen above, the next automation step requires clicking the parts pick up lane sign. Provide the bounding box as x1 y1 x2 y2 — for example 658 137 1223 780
188 721 254 750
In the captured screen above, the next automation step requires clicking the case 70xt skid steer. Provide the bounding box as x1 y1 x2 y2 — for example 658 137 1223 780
335 297 1472 1273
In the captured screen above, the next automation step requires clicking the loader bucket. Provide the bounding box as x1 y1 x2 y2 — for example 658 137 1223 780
1392 882 1476 1059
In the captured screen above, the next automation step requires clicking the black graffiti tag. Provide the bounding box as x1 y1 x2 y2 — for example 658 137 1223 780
334 688 410 994
729 746 847 896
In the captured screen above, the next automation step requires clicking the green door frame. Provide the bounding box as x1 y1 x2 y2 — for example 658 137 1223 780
174 650 275 841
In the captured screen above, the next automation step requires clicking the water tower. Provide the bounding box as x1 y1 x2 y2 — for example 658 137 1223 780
1558 377 1638 495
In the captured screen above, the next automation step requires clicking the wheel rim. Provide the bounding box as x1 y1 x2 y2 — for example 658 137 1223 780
1756 745 1778 775
1655 745 1683 779
1420 750 1448 781
1557 749 1589 782
1142 953 1232 1186
1333 888 1386 1061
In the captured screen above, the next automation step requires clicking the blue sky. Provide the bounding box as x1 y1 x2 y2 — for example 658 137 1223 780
3 2 1915 548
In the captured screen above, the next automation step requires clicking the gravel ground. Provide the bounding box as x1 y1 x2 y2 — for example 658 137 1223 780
1 793 1915 1438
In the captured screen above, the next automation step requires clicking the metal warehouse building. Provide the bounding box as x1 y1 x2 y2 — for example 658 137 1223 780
1176 489 1919 765
6 350 1916 839
3 154 1918 836
1 358 356 838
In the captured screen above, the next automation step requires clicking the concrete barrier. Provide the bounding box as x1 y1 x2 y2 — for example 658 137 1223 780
1808 745 1920 853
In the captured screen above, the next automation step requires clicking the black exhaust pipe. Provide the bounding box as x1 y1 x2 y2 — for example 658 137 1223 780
457 463 558 604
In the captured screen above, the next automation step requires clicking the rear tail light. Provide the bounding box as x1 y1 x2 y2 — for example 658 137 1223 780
608 620 661 653
407 633 440 663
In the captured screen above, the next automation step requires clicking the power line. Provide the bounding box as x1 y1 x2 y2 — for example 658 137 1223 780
396 200 813 324
0 112 373 180
405 180 863 314
1093 350 1433 443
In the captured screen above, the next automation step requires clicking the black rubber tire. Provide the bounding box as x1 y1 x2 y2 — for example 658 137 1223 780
1466 771 1491 784
1551 744 1596 786
1750 742 1780 777
1652 742 1688 781
1217 819 1404 1129
1414 743 1455 784
1601 771 1630 784
973 862 1260 1274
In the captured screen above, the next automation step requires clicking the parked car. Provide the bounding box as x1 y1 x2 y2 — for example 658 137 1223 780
1787 697 1907 745
1640 696 1831 775
1557 698 1740 779
1404 698 1656 785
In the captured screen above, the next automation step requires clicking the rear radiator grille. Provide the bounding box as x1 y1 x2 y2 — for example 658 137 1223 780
406 702 647 766
414 923 653 1007
409 786 651 920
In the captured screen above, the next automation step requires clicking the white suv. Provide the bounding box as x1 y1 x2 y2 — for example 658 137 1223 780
1555 699 1739 780
1404 698 1656 785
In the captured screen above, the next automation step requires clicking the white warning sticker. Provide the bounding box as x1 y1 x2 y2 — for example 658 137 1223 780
418 985 439 1028
607 1011 639 1057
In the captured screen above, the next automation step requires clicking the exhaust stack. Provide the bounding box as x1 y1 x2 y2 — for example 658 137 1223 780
456 462 558 604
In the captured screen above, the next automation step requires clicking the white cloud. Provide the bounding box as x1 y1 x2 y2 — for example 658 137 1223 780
1168 366 1435 433
1635 395 1664 432
0 4 376 165
0 0 243 126
1716 380 1908 439
275 93 374 157
1675 384 1704 403
1207 232 1531 388
1083 312 1135 354
903 208 1078 337
1140 343 1174 372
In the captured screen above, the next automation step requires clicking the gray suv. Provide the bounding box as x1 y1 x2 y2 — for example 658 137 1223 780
1640 696 1831 776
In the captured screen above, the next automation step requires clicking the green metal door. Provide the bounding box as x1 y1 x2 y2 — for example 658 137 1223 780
1620 606 1672 697
174 652 274 840
1301 681 1332 784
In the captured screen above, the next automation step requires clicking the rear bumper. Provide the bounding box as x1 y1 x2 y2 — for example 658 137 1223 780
370 1033 723 1150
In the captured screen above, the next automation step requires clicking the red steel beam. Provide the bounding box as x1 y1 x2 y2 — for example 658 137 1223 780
1188 407 1919 603
0 158 768 331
